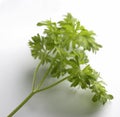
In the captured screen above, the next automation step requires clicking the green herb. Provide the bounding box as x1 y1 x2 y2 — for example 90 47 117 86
8 13 113 117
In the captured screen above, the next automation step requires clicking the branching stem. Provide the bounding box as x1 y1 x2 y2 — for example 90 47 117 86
7 59 68 117
7 76 67 117
36 77 68 93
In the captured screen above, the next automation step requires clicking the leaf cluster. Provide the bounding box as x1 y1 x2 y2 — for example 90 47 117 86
29 13 113 104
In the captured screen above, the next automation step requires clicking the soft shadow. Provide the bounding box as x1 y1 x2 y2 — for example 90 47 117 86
33 83 102 117
21 66 102 117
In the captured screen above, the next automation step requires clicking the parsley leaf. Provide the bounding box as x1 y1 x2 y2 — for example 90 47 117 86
29 13 113 104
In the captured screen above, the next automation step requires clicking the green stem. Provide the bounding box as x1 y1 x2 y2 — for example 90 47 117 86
7 91 36 117
37 63 53 89
32 61 42 90
36 77 68 93
7 77 68 117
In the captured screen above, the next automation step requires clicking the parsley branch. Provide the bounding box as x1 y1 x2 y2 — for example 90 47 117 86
37 62 53 89
7 13 113 117
32 60 42 90
35 77 68 93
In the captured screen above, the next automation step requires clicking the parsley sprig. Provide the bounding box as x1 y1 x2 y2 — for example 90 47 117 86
8 13 113 117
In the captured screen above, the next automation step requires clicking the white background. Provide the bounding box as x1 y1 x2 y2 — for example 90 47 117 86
0 0 120 117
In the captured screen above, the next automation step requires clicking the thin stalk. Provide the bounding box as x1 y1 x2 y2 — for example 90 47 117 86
7 77 68 117
36 77 68 93
7 91 36 117
37 63 53 89
32 61 42 90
